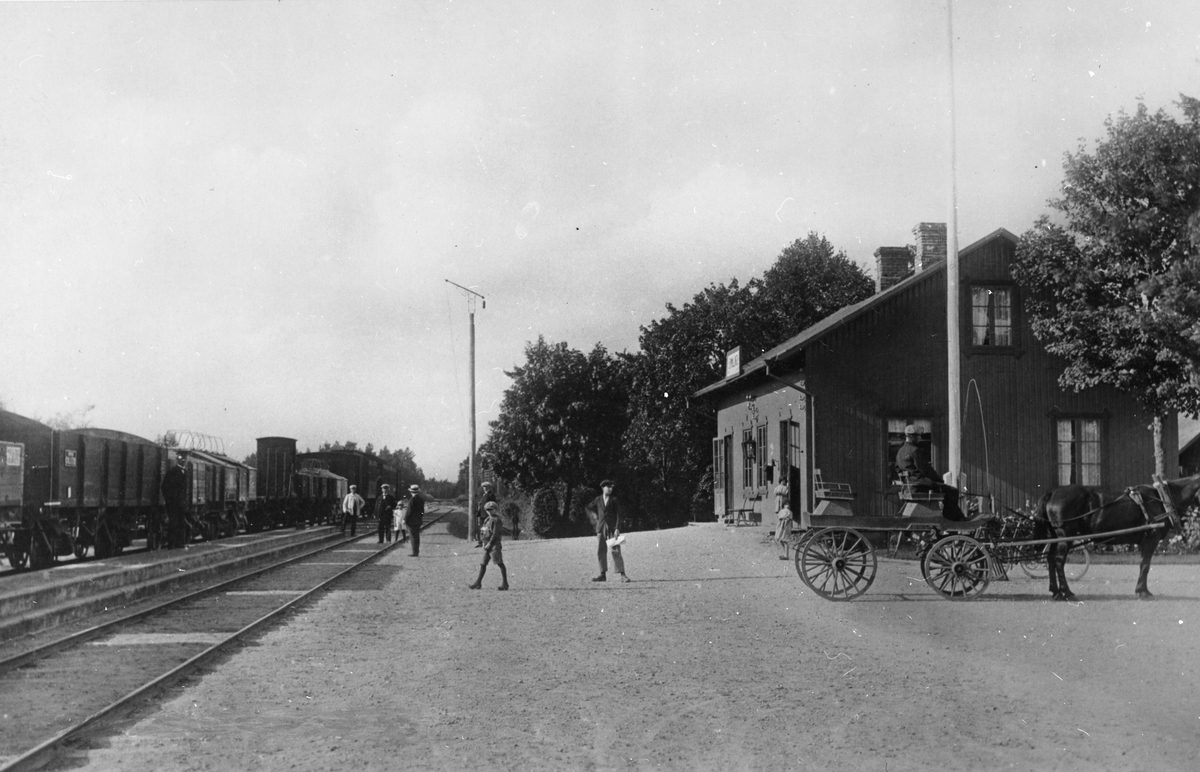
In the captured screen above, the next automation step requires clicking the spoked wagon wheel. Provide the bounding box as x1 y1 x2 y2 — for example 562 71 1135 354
923 535 991 600
794 527 877 601
1019 544 1090 581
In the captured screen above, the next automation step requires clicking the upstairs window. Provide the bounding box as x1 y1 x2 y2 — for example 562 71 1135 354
971 286 1013 347
1057 418 1102 486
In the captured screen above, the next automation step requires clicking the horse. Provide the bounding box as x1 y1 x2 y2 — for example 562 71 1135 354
1034 473 1200 600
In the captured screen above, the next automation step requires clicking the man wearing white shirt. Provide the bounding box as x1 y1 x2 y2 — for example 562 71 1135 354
341 485 365 536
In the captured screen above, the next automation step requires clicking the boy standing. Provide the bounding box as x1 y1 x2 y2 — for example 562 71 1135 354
468 501 509 591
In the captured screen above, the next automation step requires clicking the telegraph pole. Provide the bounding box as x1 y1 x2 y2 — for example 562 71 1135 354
446 279 486 544
945 0 962 487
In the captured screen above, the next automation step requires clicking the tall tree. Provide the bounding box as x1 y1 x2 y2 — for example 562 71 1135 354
759 231 875 341
481 337 629 529
1013 95 1200 473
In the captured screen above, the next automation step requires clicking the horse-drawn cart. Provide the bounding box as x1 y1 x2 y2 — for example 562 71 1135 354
789 471 1199 602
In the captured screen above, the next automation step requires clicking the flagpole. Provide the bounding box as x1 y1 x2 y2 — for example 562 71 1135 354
945 0 962 486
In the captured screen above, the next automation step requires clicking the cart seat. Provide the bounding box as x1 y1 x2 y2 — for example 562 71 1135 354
813 469 854 516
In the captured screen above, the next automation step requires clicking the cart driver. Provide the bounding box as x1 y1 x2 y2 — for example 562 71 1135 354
895 425 965 521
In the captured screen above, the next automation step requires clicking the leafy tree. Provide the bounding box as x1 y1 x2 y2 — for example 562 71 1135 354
623 234 872 525
242 451 257 467
481 337 629 529
1013 96 1200 473
759 232 876 341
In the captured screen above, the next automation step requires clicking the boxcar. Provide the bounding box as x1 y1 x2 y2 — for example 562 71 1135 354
169 447 256 542
296 449 401 513
0 409 165 570
254 437 347 530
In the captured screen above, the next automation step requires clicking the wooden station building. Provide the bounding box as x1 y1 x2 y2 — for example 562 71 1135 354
693 223 1176 521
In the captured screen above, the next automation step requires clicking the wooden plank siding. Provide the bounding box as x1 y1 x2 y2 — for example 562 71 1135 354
699 227 1174 520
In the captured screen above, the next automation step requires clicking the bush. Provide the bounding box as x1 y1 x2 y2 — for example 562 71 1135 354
531 488 560 538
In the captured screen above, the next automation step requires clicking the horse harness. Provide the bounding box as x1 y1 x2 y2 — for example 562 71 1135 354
1126 474 1181 531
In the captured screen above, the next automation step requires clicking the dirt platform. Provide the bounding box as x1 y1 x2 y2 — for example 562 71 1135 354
58 517 1200 771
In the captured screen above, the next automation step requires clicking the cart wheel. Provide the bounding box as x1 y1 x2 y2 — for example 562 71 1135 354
1019 544 1090 581
923 535 991 600
795 527 876 601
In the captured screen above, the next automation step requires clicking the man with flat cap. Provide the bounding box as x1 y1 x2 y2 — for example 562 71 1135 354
895 425 964 521
585 479 629 582
404 483 426 556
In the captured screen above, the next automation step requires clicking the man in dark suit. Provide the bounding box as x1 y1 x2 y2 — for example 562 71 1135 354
375 484 398 544
404 483 425 556
159 452 189 549
895 425 963 520
585 479 629 583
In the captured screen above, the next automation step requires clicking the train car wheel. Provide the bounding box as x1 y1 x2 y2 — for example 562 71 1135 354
6 542 29 570
73 537 89 560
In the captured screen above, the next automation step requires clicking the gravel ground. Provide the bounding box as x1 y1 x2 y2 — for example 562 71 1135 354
59 514 1199 771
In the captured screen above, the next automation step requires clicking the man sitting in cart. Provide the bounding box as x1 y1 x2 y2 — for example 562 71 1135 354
895 425 965 521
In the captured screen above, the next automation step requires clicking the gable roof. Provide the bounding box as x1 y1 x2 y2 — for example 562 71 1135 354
693 227 1019 399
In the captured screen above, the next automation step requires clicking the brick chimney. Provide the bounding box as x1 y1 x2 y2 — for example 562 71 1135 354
913 222 947 273
874 246 913 293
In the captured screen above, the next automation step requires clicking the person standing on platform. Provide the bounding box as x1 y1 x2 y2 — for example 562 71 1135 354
468 500 509 590
404 483 426 556
475 480 497 547
586 479 629 583
773 479 792 560
394 493 409 544
375 484 398 544
160 452 189 549
341 485 365 537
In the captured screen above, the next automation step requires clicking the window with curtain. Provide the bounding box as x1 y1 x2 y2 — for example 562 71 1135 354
970 285 1013 347
1057 418 1102 486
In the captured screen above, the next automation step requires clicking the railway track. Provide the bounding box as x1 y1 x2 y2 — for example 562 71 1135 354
0 507 448 772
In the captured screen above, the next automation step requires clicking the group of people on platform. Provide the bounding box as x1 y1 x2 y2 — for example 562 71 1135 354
340 482 426 555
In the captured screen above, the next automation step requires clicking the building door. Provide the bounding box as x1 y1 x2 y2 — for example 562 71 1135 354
723 436 734 515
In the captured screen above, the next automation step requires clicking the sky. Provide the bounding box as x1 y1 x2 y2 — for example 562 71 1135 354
2 1 1198 480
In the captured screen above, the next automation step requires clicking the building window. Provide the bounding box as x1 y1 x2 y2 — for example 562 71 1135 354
742 428 754 488
755 424 768 487
886 418 933 484
971 285 1013 347
1057 418 1101 486
712 438 726 492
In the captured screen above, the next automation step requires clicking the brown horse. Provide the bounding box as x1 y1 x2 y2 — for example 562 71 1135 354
1034 473 1200 600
